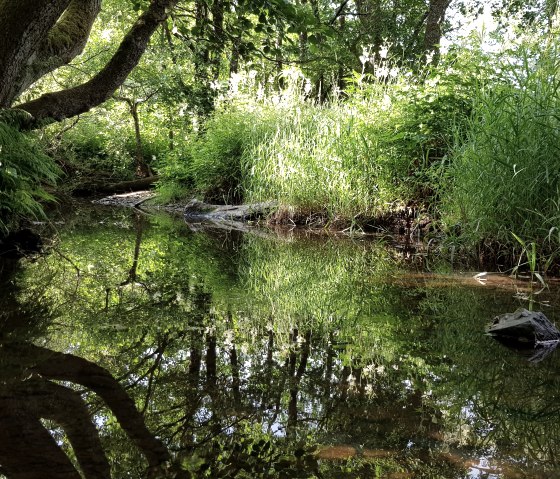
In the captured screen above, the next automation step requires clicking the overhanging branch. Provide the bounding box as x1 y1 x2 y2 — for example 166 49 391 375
17 0 180 128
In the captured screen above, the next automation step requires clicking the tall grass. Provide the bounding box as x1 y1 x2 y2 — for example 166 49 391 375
175 56 475 224
241 85 406 220
441 37 560 270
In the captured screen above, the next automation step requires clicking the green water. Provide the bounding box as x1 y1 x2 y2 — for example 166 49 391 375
1 206 560 478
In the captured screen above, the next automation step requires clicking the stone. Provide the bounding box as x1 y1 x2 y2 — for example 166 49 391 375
487 308 560 343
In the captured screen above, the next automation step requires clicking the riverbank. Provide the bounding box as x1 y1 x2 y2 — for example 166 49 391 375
92 190 433 237
83 189 556 278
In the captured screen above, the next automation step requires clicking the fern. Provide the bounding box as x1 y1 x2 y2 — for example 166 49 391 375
0 121 60 233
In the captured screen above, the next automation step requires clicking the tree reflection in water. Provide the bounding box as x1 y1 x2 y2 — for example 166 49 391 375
0 259 170 478
2 209 560 478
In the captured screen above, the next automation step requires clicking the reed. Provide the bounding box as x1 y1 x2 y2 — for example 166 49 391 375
440 36 560 270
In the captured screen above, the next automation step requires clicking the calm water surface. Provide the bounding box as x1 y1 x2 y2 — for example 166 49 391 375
1 206 559 479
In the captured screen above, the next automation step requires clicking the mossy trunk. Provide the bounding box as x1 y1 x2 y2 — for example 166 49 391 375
0 0 178 128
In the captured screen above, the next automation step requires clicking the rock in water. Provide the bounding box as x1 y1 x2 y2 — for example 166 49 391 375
487 308 560 343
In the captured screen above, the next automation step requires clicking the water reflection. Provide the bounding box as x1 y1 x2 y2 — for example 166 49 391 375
1 207 560 478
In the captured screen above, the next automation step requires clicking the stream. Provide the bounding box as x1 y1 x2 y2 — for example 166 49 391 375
1 205 559 478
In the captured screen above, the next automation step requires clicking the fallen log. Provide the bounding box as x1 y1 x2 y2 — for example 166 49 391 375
183 199 277 222
74 176 158 196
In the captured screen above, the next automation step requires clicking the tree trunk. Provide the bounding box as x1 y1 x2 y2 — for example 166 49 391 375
211 0 225 80
0 0 72 107
298 0 309 63
355 0 383 61
15 0 179 127
424 0 451 64
130 102 153 177
229 34 242 75
275 23 284 89
9 342 171 469
8 0 102 104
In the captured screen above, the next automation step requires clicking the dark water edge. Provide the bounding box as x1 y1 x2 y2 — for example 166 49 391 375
1 205 559 479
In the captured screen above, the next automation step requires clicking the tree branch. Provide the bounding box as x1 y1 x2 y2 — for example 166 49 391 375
0 0 72 106
17 0 179 127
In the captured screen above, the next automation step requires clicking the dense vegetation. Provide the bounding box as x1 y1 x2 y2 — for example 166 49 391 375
2 0 560 272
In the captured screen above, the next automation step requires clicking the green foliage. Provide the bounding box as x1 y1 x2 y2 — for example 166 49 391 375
0 122 59 233
50 104 169 184
171 56 477 223
16 207 560 478
440 36 560 270
188 108 255 204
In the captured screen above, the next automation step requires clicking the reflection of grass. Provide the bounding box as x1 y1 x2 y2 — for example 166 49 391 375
239 235 407 348
18 210 560 478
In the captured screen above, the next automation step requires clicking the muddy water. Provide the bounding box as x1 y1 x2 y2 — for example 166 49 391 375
1 206 559 478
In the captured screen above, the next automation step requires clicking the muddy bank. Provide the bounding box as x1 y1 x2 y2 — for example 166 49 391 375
92 191 431 236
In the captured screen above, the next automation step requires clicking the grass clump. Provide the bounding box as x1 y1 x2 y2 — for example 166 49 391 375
175 56 476 226
440 37 560 271
155 108 260 205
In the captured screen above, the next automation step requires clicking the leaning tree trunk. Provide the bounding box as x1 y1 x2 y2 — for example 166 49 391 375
2 0 102 105
2 0 179 129
0 0 73 107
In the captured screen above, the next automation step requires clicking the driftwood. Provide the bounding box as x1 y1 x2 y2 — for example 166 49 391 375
92 190 156 208
74 176 158 196
487 308 560 343
183 199 277 222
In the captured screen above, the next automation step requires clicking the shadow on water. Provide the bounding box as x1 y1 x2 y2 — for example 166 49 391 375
1 206 560 478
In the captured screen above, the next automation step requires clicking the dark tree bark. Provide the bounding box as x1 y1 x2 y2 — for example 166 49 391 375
211 0 225 79
424 0 451 63
0 342 171 477
0 399 83 479
206 331 217 384
11 0 179 127
355 0 383 61
229 34 242 75
74 175 159 196
193 0 211 83
275 22 285 89
298 0 309 63
8 0 102 104
20 378 112 479
0 0 72 107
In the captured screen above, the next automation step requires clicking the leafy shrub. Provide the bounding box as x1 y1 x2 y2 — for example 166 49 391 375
188 108 256 204
155 146 194 203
